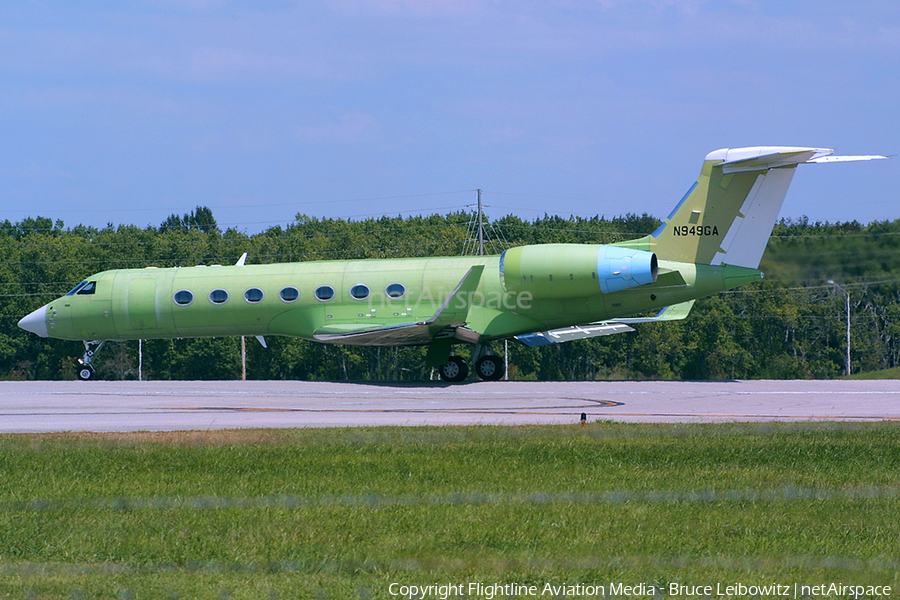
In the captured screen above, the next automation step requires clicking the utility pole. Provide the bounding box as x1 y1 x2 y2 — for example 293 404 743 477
241 336 247 380
828 280 851 376
476 189 484 257
474 189 509 380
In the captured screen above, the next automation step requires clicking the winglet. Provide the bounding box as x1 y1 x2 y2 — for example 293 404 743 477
235 252 248 266
425 265 485 329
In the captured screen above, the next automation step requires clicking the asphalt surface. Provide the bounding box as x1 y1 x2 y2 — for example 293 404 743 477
0 379 898 433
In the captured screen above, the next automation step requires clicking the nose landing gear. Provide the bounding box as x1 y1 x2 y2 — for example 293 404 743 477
77 340 105 380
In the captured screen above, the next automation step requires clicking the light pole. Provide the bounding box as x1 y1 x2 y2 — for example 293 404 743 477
827 280 851 376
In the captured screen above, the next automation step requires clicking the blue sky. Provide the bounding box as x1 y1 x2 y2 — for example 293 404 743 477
1 0 897 233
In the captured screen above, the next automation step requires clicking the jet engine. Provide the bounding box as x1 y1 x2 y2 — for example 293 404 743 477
500 244 658 299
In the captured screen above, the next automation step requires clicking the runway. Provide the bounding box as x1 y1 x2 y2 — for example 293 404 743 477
0 379 898 433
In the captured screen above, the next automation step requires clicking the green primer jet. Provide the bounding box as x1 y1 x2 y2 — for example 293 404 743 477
17 146 886 382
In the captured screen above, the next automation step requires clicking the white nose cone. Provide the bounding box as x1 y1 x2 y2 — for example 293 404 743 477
18 305 49 338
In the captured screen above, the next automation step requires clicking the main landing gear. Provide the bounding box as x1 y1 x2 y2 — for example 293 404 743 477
438 356 468 382
437 346 506 383
77 340 105 380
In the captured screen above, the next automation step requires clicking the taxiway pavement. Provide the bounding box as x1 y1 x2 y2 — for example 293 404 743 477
0 379 898 433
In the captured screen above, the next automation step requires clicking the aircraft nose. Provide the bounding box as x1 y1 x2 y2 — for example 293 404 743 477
18 305 49 338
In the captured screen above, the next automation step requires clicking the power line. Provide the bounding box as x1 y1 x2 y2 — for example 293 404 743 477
4 190 477 216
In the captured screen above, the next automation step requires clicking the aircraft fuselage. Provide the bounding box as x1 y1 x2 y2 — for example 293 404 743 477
40 250 760 344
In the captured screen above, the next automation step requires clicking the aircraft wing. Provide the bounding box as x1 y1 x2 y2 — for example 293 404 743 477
514 300 695 348
313 265 485 346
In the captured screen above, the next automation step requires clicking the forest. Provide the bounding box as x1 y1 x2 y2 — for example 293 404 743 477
2 207 899 381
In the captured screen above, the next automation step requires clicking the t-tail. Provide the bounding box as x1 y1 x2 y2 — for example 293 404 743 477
620 147 887 268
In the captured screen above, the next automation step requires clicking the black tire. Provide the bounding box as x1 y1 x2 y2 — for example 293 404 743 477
475 355 505 381
438 356 468 382
77 366 94 381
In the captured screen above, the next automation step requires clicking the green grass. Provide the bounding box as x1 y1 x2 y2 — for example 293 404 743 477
845 366 900 379
1 424 899 599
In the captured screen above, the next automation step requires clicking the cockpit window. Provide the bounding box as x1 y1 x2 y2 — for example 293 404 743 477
76 281 96 295
66 281 88 296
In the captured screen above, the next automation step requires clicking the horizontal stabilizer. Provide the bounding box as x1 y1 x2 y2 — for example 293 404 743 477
515 300 696 347
717 147 888 174
807 154 889 164
515 322 634 347
611 300 695 324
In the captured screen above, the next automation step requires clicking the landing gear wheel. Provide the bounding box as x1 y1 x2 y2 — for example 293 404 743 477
475 355 505 381
77 340 105 381
438 356 469 382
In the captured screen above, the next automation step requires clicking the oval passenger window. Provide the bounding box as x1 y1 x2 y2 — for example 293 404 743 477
279 287 299 302
314 285 335 301
209 289 229 304
385 283 405 298
244 288 264 303
174 290 194 306
349 284 370 300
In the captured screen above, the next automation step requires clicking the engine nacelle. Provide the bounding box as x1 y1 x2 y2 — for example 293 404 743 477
500 244 658 299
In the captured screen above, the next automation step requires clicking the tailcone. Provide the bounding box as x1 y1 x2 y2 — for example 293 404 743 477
723 264 764 288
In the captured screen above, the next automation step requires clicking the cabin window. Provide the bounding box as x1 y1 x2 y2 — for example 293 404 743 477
173 290 194 306
279 286 299 302
315 285 335 301
208 289 229 305
385 283 406 299
76 281 96 295
244 288 264 303
66 281 88 296
349 284 370 300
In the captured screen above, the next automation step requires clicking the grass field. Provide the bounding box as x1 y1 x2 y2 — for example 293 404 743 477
845 366 900 380
1 423 899 599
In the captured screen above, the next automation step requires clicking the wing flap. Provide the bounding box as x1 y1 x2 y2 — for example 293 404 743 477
315 321 436 346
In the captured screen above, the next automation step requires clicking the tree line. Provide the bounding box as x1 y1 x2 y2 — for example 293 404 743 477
1 209 898 381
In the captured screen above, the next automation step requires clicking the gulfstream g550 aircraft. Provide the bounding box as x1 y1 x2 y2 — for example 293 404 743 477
18 147 886 382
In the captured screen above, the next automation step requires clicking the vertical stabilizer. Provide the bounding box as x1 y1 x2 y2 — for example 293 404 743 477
622 147 886 268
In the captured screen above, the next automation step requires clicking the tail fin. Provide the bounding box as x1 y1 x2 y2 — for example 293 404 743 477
624 147 886 268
